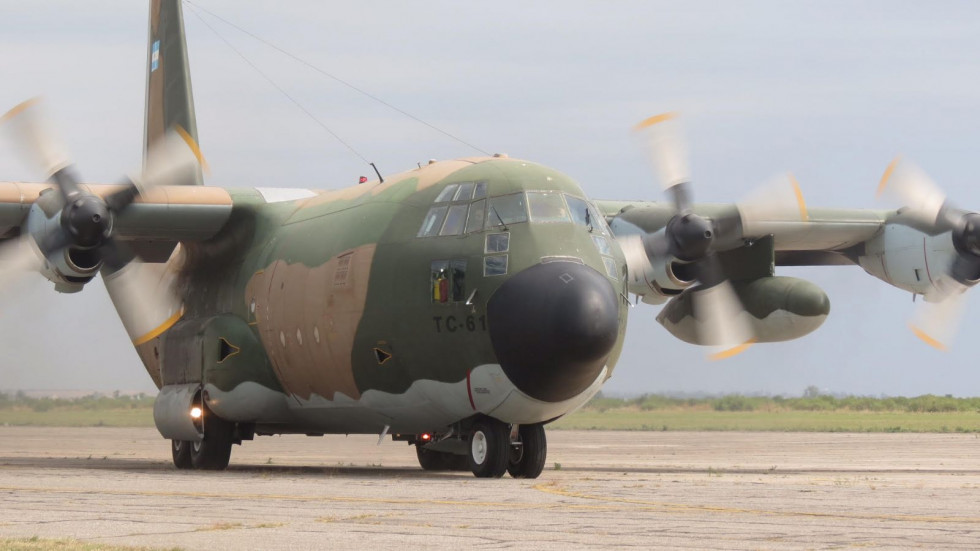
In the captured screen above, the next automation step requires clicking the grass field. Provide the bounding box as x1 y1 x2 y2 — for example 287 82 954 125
2 392 979 433
548 408 980 432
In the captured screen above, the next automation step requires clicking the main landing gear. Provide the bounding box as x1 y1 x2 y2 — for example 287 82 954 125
414 417 548 479
171 402 236 471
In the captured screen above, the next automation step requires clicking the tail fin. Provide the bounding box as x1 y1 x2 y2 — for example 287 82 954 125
145 0 203 186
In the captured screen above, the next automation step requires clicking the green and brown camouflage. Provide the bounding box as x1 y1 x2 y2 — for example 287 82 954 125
1 0 977 477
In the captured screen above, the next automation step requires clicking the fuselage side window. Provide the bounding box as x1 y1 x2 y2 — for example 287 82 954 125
484 255 508 276
451 260 466 301
485 233 510 253
431 260 450 303
431 259 467 303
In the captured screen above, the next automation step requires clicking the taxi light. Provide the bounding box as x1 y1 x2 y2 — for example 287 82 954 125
420 432 432 442
190 406 203 419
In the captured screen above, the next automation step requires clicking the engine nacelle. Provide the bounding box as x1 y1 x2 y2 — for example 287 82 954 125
657 276 830 344
856 223 967 296
25 197 102 293
627 253 697 302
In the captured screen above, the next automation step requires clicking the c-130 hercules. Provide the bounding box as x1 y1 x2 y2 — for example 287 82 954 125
1 1 977 478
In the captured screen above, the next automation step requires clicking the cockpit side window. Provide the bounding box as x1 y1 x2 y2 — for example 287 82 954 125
565 194 590 227
418 206 448 237
454 182 475 202
435 184 459 203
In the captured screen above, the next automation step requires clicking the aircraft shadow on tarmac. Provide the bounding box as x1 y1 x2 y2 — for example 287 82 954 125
3 456 977 477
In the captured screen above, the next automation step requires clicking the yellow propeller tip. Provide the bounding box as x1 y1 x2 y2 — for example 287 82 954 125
876 156 902 198
0 97 42 124
787 173 809 221
709 339 756 361
633 112 679 131
908 323 948 351
173 124 211 175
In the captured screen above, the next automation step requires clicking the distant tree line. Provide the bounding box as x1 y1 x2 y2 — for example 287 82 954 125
0 392 153 413
587 391 980 413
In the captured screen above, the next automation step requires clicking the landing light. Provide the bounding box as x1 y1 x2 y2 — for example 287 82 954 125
420 432 432 442
190 406 203 419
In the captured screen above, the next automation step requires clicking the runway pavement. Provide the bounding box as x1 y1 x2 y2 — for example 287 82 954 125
1 427 979 549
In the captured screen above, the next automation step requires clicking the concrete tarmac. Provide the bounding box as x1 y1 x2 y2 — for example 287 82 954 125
1 427 979 550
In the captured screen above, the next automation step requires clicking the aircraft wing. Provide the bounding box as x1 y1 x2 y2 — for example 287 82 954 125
595 199 889 266
0 181 234 261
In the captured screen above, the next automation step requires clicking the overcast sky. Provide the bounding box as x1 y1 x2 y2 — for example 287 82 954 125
2 1 980 396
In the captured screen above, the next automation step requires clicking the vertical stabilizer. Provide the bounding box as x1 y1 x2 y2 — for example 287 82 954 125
145 0 203 185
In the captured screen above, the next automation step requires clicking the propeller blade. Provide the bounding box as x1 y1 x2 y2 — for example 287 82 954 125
909 279 968 351
128 126 207 197
103 253 183 344
877 157 949 227
691 279 756 360
737 173 809 236
0 98 73 180
0 234 46 288
1 97 81 202
633 112 691 211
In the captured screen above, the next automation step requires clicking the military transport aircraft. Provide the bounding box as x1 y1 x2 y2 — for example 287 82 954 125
1 1 977 478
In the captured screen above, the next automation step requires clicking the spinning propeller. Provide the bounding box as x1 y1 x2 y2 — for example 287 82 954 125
877 158 980 350
621 113 808 359
0 97 204 283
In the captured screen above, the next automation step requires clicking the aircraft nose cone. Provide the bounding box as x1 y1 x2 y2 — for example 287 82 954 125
487 261 620 403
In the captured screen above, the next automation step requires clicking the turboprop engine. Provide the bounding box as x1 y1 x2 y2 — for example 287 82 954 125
657 276 830 345
0 98 203 293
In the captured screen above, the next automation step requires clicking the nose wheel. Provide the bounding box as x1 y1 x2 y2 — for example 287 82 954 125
466 418 548 479
507 423 547 479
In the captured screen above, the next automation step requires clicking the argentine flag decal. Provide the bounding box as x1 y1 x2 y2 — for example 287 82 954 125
151 40 160 72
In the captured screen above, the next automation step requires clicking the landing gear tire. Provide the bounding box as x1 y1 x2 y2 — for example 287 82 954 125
507 424 547 479
189 405 234 471
171 439 192 470
416 445 457 471
468 418 510 478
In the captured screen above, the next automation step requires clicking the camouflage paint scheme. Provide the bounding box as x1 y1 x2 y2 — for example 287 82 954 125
0 1 971 452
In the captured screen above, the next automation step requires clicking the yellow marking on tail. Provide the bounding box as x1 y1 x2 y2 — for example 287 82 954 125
174 124 211 175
